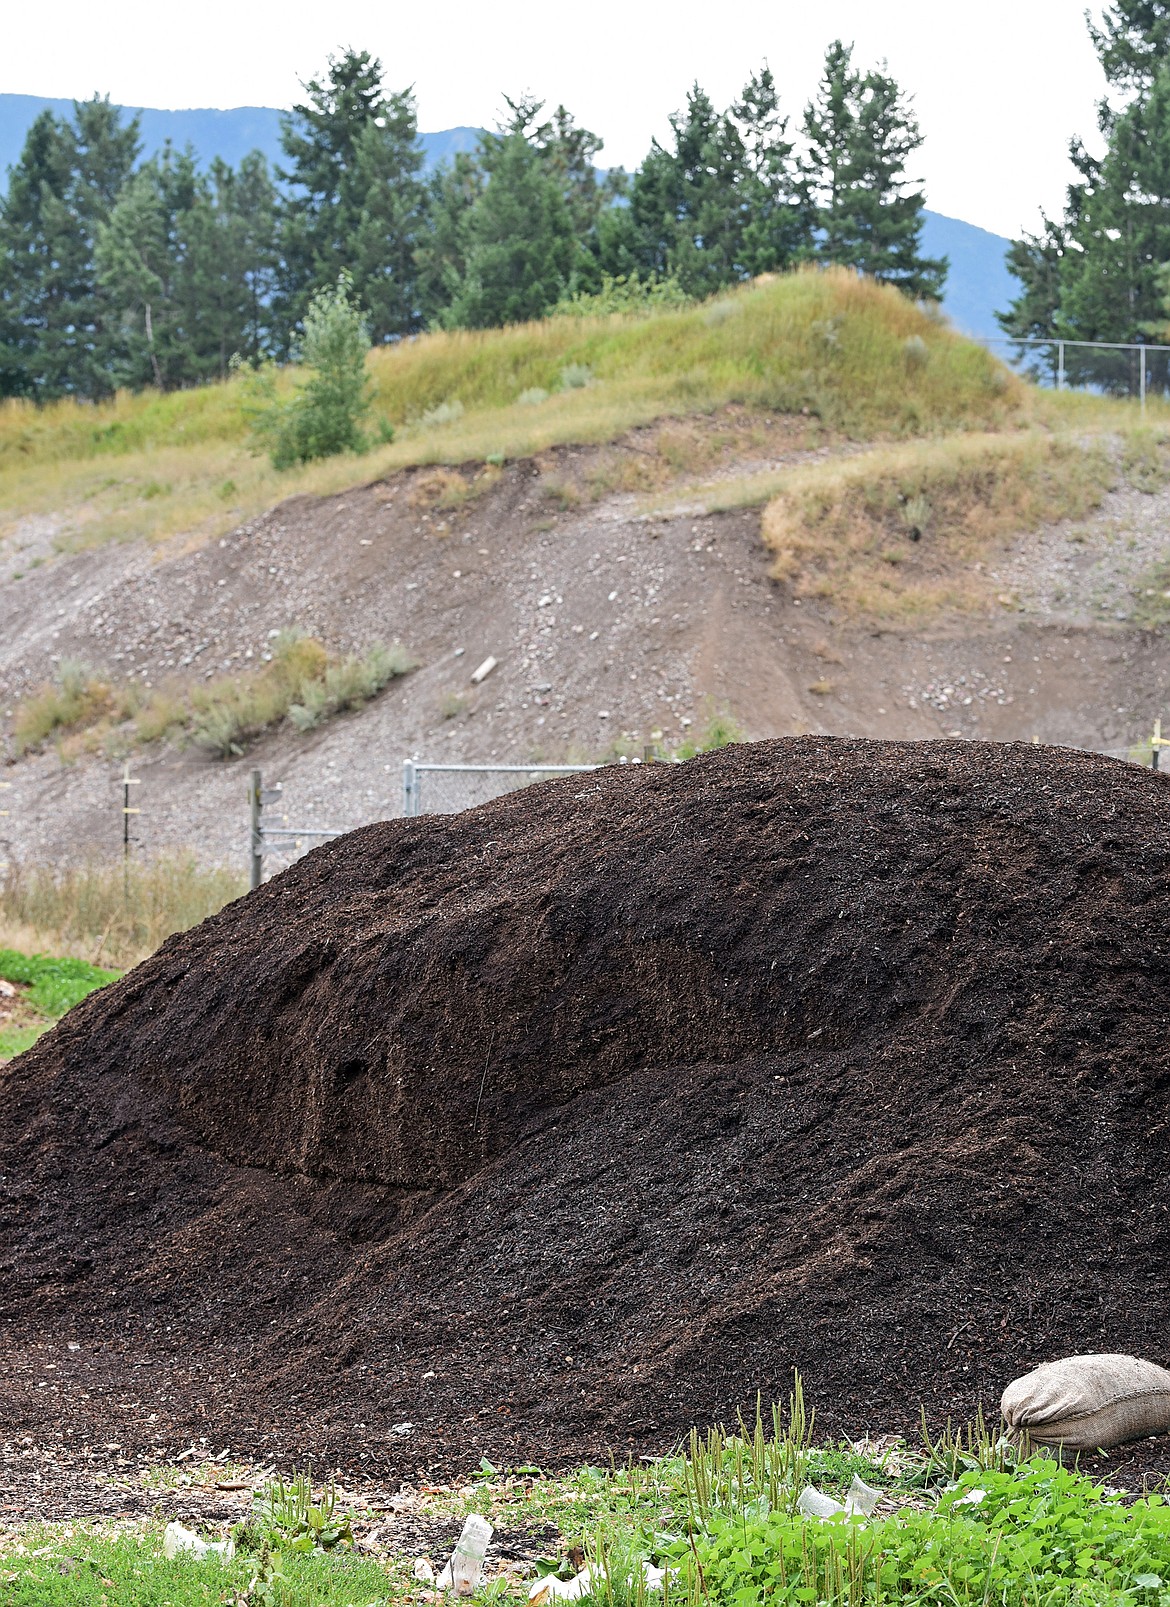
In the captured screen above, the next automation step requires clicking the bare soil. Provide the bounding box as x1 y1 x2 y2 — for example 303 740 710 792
1 416 1168 869
3 738 1170 1483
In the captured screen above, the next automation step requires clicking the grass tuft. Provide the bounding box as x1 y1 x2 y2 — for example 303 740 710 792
760 430 1117 621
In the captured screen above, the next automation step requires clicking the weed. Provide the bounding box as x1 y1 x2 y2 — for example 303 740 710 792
12 660 132 756
671 713 745 760
559 363 594 391
287 644 414 731
0 947 119 1059
417 398 465 427
808 678 834 695
440 691 469 720
518 387 549 406
242 1470 354 1554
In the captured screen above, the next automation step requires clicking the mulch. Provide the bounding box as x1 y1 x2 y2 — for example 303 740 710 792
4 737 1170 1488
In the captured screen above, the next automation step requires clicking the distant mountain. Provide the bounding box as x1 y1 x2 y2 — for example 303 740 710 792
0 94 479 181
0 93 1016 339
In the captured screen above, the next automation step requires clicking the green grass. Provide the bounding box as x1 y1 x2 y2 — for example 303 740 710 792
4 1407 1170 1607
0 947 119 1059
0 1530 398 1605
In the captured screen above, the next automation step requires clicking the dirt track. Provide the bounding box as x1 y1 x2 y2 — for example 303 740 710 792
4 738 1170 1478
1 417 1169 868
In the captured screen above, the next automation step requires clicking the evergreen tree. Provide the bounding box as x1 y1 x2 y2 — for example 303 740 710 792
275 50 428 345
601 72 805 296
802 42 945 299
0 97 139 398
1088 0 1170 92
99 147 279 389
416 151 485 326
1000 7 1170 368
441 124 576 328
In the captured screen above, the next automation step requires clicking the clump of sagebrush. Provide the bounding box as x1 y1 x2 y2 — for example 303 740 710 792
11 658 133 756
246 273 389 468
189 632 414 756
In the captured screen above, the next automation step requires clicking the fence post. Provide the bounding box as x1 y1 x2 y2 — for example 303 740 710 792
403 758 417 819
1154 720 1163 772
1057 341 1065 391
249 768 263 890
1141 344 1148 416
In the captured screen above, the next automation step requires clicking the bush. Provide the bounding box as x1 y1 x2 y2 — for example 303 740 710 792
553 272 691 318
12 659 131 756
252 273 373 469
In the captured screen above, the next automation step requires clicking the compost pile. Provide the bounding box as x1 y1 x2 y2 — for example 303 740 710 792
3 737 1170 1475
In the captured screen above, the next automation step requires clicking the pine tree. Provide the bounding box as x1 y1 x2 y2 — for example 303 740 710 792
441 126 576 328
1088 0 1170 92
416 152 485 327
0 98 139 398
275 50 428 346
802 42 946 299
1000 8 1170 365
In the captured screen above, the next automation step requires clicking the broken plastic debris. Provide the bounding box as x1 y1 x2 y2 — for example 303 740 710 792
388 1421 414 1436
447 1513 493 1596
413 1557 436 1583
796 1475 882 1521
953 1487 987 1507
162 1521 235 1562
470 655 497 685
529 1566 603 1603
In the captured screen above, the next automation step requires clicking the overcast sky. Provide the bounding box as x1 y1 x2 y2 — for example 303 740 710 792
3 0 1110 240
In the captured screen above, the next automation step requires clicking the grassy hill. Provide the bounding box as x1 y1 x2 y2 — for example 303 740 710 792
0 270 1022 555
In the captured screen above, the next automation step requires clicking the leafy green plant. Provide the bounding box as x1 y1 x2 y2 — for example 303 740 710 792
672 713 746 760
12 658 132 756
553 273 691 318
246 1470 354 1554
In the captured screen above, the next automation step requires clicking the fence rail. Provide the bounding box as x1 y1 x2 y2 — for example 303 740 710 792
979 335 1170 408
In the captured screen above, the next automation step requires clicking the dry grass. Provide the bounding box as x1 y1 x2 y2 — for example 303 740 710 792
0 853 246 969
10 634 415 760
758 431 1118 622
0 270 1027 559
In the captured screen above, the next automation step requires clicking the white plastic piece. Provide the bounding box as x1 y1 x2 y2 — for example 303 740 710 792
414 1557 437 1583
448 1513 493 1596
953 1487 987 1507
844 1475 882 1516
797 1486 843 1519
162 1521 235 1562
529 1567 602 1603
470 656 497 685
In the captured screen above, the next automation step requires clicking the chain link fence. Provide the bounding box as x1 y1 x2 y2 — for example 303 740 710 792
980 336 1170 407
401 760 598 818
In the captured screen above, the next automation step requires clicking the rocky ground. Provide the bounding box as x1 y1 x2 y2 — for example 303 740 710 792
1 415 1168 872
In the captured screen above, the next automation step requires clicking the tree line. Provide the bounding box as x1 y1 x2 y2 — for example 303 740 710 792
0 42 946 402
1002 0 1170 363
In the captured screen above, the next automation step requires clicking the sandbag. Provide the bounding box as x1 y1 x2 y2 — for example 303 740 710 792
1001 1353 1170 1451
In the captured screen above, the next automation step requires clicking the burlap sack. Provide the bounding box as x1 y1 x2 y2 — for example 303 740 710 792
1001 1353 1170 1451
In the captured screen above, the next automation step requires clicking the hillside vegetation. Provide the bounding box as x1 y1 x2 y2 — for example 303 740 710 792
0 271 1021 554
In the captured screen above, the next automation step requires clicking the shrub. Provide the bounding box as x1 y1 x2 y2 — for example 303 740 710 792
12 660 131 756
558 362 593 391
252 273 373 469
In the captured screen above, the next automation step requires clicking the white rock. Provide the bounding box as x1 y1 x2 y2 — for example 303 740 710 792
471 655 498 684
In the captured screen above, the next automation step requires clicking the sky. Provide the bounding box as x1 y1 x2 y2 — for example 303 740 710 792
2 0 1110 240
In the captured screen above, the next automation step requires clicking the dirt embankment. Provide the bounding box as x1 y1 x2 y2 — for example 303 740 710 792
1 414 1169 869
2 738 1170 1476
